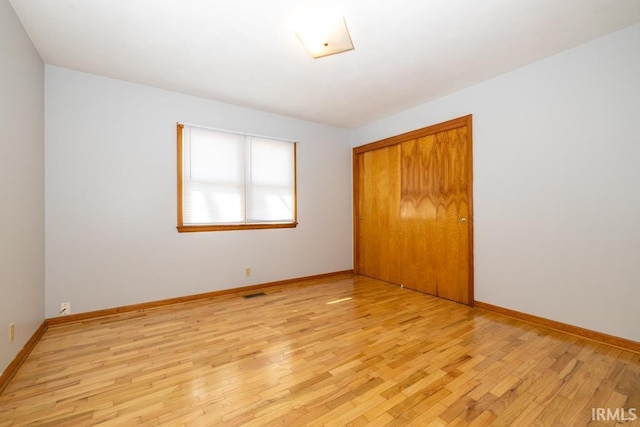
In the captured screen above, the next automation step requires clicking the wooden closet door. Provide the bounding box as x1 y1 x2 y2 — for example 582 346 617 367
399 127 471 304
357 145 402 285
354 115 473 305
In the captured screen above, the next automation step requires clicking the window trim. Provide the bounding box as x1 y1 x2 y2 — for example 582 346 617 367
176 123 298 232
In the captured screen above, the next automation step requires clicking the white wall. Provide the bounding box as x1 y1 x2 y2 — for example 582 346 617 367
45 66 353 318
352 24 640 342
0 0 45 374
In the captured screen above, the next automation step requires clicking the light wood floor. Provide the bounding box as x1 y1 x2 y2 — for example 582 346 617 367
0 274 638 426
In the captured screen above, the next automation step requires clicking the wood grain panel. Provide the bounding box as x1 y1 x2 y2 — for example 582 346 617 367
358 146 402 284
398 127 470 303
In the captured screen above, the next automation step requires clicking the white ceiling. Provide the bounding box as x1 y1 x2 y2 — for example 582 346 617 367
9 0 640 128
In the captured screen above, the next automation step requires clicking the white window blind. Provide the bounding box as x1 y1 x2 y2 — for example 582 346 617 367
180 125 296 227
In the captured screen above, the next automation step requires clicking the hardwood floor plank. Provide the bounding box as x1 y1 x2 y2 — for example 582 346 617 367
0 274 639 426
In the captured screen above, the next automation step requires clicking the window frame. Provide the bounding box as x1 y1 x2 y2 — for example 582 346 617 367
176 124 298 232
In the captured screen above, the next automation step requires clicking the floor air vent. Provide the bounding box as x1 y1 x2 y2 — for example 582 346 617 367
243 292 266 299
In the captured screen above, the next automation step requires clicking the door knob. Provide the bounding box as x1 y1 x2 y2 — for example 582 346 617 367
460 217 467 224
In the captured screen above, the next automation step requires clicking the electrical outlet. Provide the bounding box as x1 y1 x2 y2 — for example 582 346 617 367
60 302 71 316
244 267 252 278
9 323 14 343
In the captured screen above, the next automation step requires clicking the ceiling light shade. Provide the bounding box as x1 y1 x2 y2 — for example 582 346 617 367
295 16 354 59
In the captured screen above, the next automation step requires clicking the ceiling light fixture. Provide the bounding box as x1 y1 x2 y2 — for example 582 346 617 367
295 16 354 59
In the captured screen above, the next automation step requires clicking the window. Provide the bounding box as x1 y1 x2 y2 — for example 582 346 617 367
177 124 297 232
